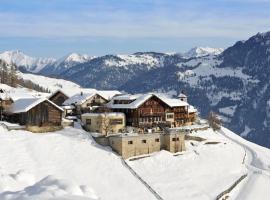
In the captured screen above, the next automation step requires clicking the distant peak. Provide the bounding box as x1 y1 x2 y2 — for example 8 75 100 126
183 47 224 58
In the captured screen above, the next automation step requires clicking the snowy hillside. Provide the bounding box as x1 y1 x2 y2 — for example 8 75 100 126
0 125 156 200
0 50 55 73
19 72 82 95
0 125 269 200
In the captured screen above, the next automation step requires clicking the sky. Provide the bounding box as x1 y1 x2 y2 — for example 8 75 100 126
0 0 270 58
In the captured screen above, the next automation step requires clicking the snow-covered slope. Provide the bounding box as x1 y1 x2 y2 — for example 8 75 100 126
0 50 55 73
19 72 82 95
127 127 270 200
0 125 156 200
183 47 224 58
0 125 269 200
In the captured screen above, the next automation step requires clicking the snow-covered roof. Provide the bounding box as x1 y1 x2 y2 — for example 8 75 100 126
188 105 197 113
157 94 189 107
9 98 64 113
47 89 69 99
178 93 187 98
81 112 125 117
97 90 122 101
63 92 96 106
107 93 189 109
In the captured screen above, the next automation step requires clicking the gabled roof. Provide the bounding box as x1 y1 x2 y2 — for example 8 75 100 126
63 92 96 106
97 90 122 101
178 93 187 98
107 93 189 109
47 89 69 100
9 98 64 113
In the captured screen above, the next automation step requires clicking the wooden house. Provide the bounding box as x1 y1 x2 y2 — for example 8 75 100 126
106 93 197 128
6 98 63 126
48 90 69 106
63 92 109 115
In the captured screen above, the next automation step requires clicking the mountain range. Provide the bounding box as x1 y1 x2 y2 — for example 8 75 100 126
1 32 270 148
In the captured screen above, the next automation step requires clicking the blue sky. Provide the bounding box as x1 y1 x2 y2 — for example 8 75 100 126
0 0 270 58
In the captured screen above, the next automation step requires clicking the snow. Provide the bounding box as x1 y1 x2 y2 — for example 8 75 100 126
0 125 156 200
183 47 224 58
220 127 270 200
63 93 96 106
0 50 55 73
0 83 48 101
9 98 64 113
81 112 125 117
0 122 269 199
53 53 94 69
105 54 163 69
127 128 247 200
107 93 190 109
19 72 82 96
219 106 237 117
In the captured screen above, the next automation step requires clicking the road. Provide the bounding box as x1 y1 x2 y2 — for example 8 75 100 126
220 127 270 200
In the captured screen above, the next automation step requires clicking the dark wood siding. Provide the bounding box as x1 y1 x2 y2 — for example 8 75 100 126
19 101 62 126
49 91 68 106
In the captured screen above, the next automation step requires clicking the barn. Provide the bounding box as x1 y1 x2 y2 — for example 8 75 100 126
48 90 69 106
7 98 63 126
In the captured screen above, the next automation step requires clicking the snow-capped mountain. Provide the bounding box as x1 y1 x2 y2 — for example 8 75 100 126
39 53 94 76
183 47 224 58
0 50 55 73
45 32 269 149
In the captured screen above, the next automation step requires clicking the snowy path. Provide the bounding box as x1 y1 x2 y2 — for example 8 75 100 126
220 127 270 200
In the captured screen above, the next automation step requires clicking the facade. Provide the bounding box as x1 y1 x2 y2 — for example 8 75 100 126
63 92 108 115
6 98 63 126
48 90 69 106
81 112 125 135
106 93 197 129
107 132 186 159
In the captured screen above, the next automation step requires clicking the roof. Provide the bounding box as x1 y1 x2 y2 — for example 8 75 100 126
97 90 122 101
81 112 125 117
106 93 153 109
9 98 64 113
178 93 187 98
107 93 189 109
63 92 96 105
47 89 69 99
188 105 197 113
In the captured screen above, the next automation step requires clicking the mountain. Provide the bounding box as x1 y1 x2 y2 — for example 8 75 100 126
0 50 55 73
39 34 267 149
183 47 224 58
59 52 167 89
39 53 94 76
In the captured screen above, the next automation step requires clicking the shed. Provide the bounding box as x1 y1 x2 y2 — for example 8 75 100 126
48 90 69 106
7 98 63 126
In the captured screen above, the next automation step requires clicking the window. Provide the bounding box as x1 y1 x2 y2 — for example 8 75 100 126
155 138 160 142
110 118 123 125
86 119 91 125
172 137 178 141
128 141 133 145
142 139 147 143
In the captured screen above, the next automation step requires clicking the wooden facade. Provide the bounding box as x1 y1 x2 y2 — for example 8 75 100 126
78 94 108 114
49 91 69 106
10 101 62 126
111 95 196 128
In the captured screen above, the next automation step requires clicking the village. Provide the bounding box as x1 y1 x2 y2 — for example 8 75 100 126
0 87 209 159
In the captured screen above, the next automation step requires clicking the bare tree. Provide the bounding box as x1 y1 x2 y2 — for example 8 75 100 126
98 113 113 136
208 111 222 131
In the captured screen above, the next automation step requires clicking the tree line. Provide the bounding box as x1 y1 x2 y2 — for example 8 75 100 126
0 59 50 93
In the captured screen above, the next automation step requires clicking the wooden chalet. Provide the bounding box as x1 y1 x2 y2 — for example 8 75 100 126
106 93 197 128
63 92 109 114
6 98 63 126
48 90 69 106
